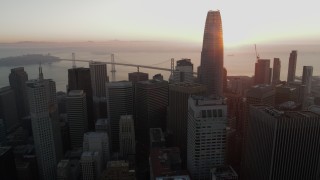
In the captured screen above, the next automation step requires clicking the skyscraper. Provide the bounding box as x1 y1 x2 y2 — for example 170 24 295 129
167 82 206 166
68 67 94 130
80 151 102 180
119 115 136 158
128 72 149 83
287 50 297 83
254 59 271 85
90 62 108 98
187 96 227 180
272 58 281 84
9 67 29 119
135 80 168 144
302 66 313 95
26 79 57 180
83 132 110 165
199 10 224 96
106 81 134 152
243 105 320 180
0 86 19 133
66 90 88 149
172 59 194 83
90 62 108 120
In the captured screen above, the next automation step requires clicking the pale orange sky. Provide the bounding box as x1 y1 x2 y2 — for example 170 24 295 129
1 0 320 46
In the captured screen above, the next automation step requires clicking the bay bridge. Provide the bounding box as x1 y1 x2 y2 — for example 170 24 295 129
59 53 197 82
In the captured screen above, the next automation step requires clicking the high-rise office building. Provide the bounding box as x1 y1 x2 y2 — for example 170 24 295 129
275 85 298 105
128 72 149 83
9 67 29 119
0 86 19 132
135 80 168 144
187 96 227 180
254 59 271 85
199 10 224 96
26 78 57 180
80 151 102 180
287 50 297 83
272 58 281 84
119 115 135 158
172 59 194 83
68 67 94 130
0 147 18 180
90 62 107 98
167 82 206 166
106 81 133 152
243 105 320 180
288 82 307 104
83 132 110 165
243 85 275 151
302 66 313 95
66 90 88 149
90 62 108 120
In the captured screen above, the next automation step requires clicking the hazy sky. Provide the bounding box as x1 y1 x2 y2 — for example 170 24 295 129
1 0 320 46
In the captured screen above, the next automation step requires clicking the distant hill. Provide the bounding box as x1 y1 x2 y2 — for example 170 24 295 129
0 54 60 66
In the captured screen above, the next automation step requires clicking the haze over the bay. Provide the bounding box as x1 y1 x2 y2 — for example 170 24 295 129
1 0 320 46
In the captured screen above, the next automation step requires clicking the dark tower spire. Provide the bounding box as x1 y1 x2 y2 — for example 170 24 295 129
39 62 44 80
199 10 224 96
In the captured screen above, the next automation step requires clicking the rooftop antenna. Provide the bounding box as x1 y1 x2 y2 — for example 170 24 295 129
255 44 260 61
72 52 76 68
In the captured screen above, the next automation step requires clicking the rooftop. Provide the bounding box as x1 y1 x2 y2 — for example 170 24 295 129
150 147 186 178
253 105 320 118
190 95 226 106
107 160 129 168
68 90 84 96
211 166 238 179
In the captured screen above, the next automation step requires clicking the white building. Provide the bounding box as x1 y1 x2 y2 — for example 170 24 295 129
80 151 102 180
106 81 133 152
187 96 228 180
26 79 57 180
119 115 136 158
67 90 88 149
83 132 110 166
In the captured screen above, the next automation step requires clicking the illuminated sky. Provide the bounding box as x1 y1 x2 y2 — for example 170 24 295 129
1 0 320 46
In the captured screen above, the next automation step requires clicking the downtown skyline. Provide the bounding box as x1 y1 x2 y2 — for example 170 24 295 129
1 0 320 46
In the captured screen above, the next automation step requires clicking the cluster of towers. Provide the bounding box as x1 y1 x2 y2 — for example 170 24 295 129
0 10 319 180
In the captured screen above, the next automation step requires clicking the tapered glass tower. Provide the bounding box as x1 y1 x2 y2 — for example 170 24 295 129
199 10 224 96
